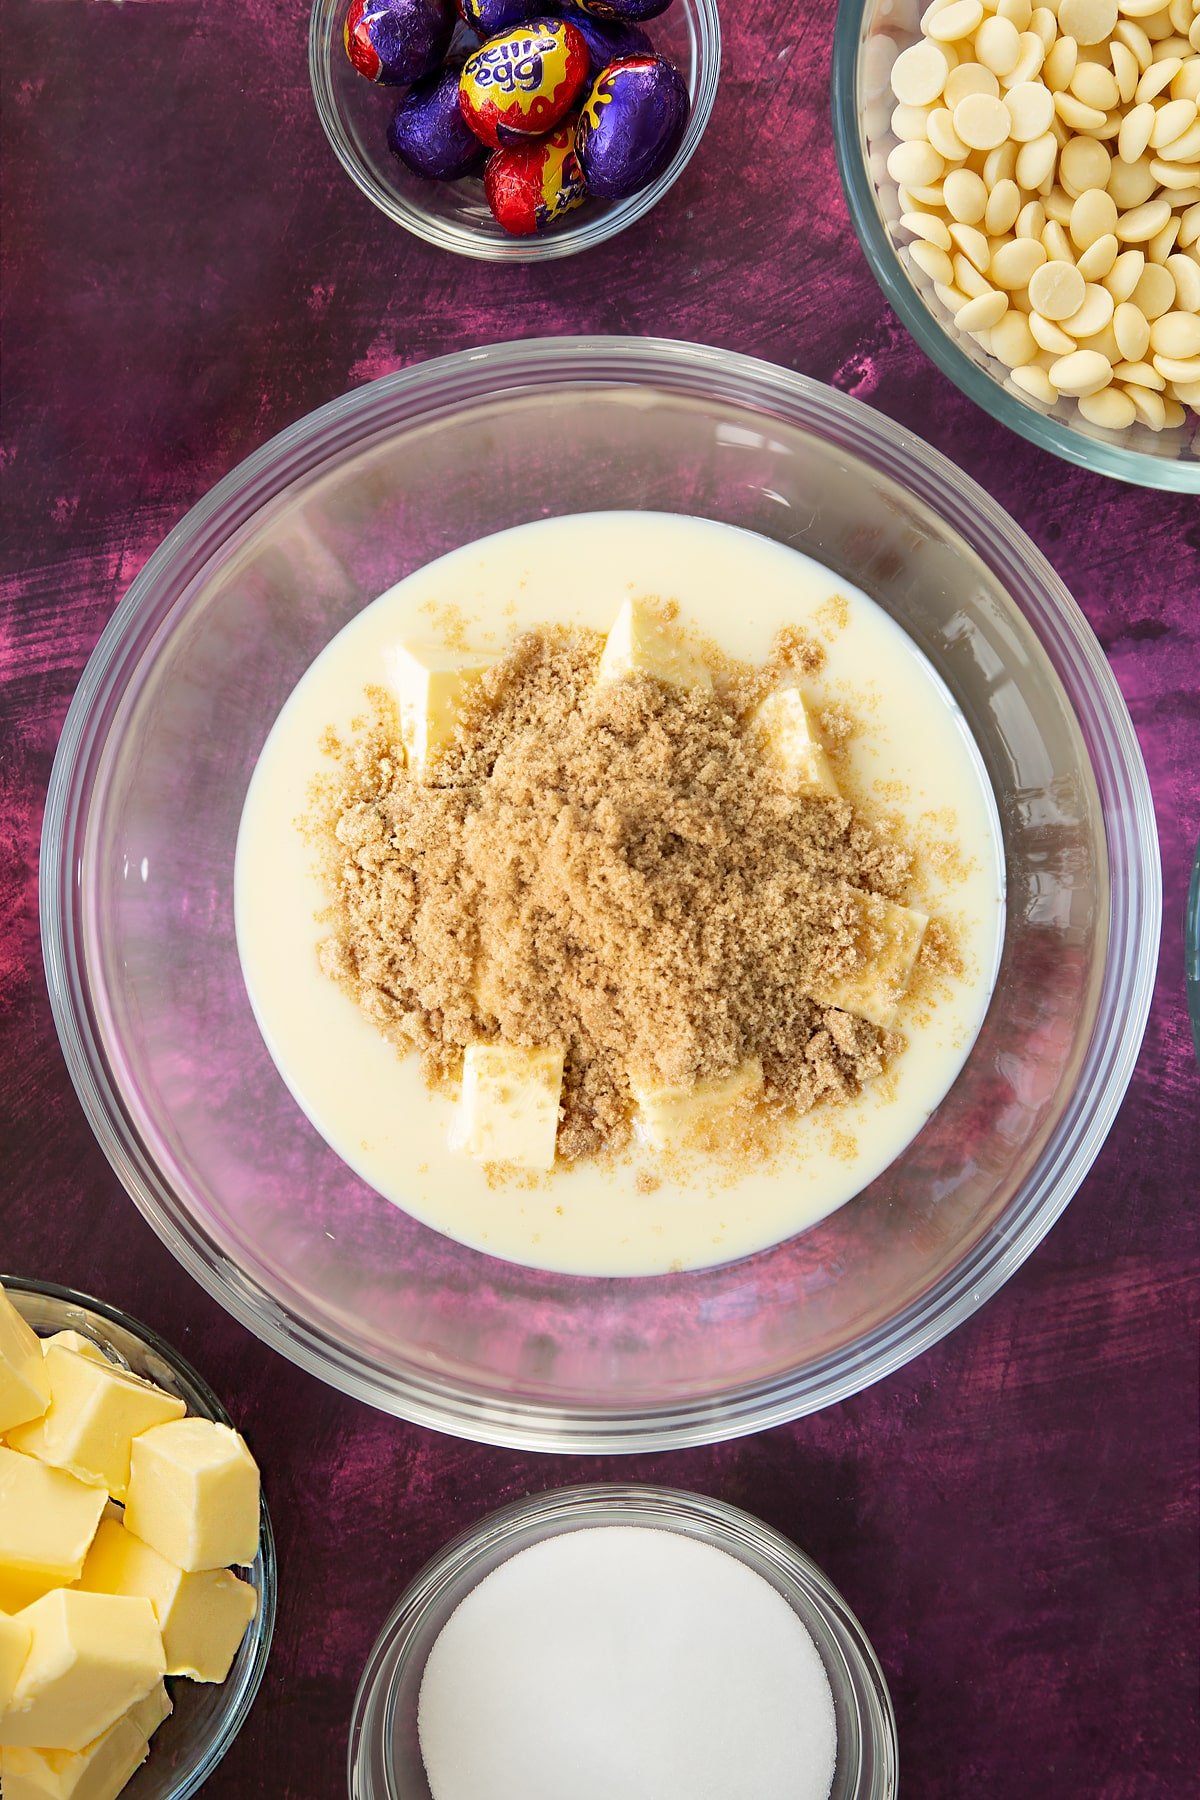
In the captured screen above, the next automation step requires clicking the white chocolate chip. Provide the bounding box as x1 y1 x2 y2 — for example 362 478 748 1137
1152 349 1200 380
1062 280 1117 334
944 166 990 220
928 106 971 158
909 240 957 284
977 15 1023 77
900 210 954 249
953 92 1014 147
1150 97 1199 150
1077 384 1137 425
1011 361 1059 400
1005 79 1057 138
891 40 953 106
927 0 986 42
1113 357 1166 386
955 289 1011 330
949 220 994 268
1114 298 1154 356
1131 259 1177 316
1115 195 1173 238
945 61 1001 106
1070 62 1121 111
1044 36 1080 93
1149 308 1200 356
1030 308 1080 351
1104 246 1147 297
992 236 1050 286
1016 130 1060 186
1070 185 1121 245
1048 347 1115 392
1029 258 1089 315
1077 231 1120 276
1058 0 1118 49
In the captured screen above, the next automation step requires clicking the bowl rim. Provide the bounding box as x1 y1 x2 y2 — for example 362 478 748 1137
39 334 1162 1451
0 1274 277 1800
307 0 722 262
830 0 1200 495
346 1482 898 1800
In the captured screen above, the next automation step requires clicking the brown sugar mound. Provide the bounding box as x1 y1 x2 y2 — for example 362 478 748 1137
315 624 917 1162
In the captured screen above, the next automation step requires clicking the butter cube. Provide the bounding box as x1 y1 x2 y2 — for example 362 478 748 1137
454 1044 564 1171
630 1057 764 1151
124 1419 259 1573
596 598 714 691
749 686 840 799
387 643 491 777
78 1516 256 1682
0 1607 32 1714
811 893 929 1028
38 1333 110 1364
0 1684 170 1800
1 1590 164 1751
0 1448 107 1614
8 1344 185 1501
0 1284 50 1435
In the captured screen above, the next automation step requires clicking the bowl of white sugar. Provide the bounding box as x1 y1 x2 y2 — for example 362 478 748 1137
347 1484 897 1800
834 0 1200 490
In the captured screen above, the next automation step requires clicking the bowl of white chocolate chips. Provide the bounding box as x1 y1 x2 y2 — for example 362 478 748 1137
835 0 1200 489
0 1277 274 1800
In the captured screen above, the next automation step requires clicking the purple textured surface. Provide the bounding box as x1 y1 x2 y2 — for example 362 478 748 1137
1 1 1197 1795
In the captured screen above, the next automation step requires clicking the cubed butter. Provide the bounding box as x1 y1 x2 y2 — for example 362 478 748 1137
0 1448 107 1614
810 892 929 1028
8 1344 185 1501
0 1606 32 1714
630 1057 764 1151
1 1590 164 1751
596 598 714 691
0 1681 170 1800
124 1419 259 1574
78 1516 257 1683
0 1283 50 1435
749 686 840 799
453 1044 565 1171
38 1333 110 1365
386 643 491 778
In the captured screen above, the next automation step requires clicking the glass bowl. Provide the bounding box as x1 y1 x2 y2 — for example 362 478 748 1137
40 336 1160 1451
347 1483 897 1800
832 0 1200 493
0 1276 276 1800
308 0 721 259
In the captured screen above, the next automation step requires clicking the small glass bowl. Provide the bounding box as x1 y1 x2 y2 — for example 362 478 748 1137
832 0 1200 492
308 0 721 260
347 1483 897 1799
1 1276 276 1800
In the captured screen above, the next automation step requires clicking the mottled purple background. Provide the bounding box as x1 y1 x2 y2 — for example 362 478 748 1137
2 1 1198 1794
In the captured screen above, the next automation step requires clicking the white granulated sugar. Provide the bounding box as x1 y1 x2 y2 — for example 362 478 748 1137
416 1524 837 1800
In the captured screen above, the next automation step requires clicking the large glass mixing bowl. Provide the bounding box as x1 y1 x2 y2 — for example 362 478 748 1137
40 338 1160 1451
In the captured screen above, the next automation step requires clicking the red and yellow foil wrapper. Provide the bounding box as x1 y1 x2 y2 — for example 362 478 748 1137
484 120 589 234
459 19 589 149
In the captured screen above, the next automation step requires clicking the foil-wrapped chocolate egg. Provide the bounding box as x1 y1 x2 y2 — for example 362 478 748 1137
484 120 590 233
344 0 455 85
388 63 488 180
575 53 689 198
567 12 653 77
456 0 535 32
570 0 673 22
459 18 589 148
